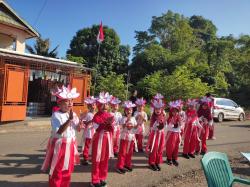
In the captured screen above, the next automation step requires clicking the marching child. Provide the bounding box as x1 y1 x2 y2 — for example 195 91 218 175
81 96 96 165
41 86 81 187
149 93 165 118
147 98 166 171
182 99 201 159
205 93 215 140
196 97 213 155
179 100 186 137
91 92 114 187
134 98 148 152
116 101 137 174
110 97 123 157
165 100 182 166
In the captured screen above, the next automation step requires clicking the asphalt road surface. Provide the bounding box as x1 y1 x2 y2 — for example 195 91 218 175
0 120 249 187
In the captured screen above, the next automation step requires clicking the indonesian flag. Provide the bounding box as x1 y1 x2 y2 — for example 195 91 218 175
97 22 104 43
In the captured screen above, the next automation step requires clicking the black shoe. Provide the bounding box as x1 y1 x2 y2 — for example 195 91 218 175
155 164 161 171
139 149 144 153
149 164 157 171
82 159 89 165
124 166 133 172
100 180 107 187
188 153 195 158
114 153 118 157
182 154 190 159
116 168 126 174
166 159 172 165
172 160 179 167
90 183 101 187
200 151 206 155
195 151 200 155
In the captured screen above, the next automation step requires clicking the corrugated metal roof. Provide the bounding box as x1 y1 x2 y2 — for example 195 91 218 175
0 48 93 71
0 0 39 38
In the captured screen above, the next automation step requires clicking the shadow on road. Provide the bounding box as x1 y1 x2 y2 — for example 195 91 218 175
0 153 45 177
209 141 250 147
232 167 250 177
229 124 250 128
0 181 90 187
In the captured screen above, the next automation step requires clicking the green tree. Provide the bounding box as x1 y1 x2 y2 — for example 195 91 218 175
66 54 85 64
129 44 171 84
67 25 130 77
136 71 162 99
96 73 128 100
130 10 198 84
189 15 217 44
149 10 195 52
133 31 157 55
26 37 58 58
137 67 211 101
162 66 211 100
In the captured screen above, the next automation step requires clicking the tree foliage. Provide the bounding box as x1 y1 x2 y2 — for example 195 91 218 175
129 10 250 107
96 73 128 100
66 54 85 64
67 25 130 77
137 67 211 101
66 11 250 107
26 37 59 58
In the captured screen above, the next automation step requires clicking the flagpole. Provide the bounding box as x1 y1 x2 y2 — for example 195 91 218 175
126 70 130 100
93 42 101 96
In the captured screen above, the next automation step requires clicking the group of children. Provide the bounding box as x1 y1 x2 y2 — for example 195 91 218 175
42 85 214 187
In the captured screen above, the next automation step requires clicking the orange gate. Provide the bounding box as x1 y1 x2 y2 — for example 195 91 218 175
70 73 91 115
0 64 29 122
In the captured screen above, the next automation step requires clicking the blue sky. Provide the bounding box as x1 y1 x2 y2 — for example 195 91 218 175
7 0 250 61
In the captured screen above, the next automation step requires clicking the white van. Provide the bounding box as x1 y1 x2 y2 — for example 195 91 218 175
213 98 245 122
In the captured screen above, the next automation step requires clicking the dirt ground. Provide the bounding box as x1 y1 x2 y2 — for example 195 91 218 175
0 120 249 187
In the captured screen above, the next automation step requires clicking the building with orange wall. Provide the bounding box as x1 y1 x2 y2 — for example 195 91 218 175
0 0 91 122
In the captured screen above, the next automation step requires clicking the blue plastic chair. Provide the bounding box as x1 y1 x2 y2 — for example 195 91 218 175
201 151 250 187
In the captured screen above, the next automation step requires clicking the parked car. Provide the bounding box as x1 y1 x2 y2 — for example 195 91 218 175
212 98 245 122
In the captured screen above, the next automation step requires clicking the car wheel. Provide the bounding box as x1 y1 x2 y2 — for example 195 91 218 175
218 113 224 122
239 113 245 121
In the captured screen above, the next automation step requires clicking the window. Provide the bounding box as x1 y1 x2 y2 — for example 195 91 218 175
12 38 16 51
216 99 224 105
0 33 16 51
224 100 235 107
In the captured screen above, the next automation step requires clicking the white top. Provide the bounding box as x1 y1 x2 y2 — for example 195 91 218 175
166 120 181 133
110 111 123 132
179 110 186 128
151 120 166 132
179 110 186 121
51 111 79 138
186 116 202 129
120 116 137 141
134 111 148 134
82 112 95 139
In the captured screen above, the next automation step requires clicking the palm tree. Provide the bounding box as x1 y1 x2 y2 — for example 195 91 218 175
26 37 59 58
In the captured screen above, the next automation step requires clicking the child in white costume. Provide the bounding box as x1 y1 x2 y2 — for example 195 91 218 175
110 97 123 157
81 96 97 165
41 86 81 187
134 98 148 152
116 101 137 174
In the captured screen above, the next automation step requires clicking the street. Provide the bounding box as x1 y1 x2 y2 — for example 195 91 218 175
0 120 249 187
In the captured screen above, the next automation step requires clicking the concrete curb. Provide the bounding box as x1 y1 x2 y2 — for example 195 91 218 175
0 118 51 134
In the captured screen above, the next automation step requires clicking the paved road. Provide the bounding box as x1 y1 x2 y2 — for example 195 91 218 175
0 120 249 187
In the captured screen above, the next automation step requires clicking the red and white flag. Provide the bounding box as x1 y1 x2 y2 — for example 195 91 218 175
97 22 104 43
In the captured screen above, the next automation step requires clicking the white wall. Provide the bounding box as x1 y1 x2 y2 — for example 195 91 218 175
0 23 29 53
